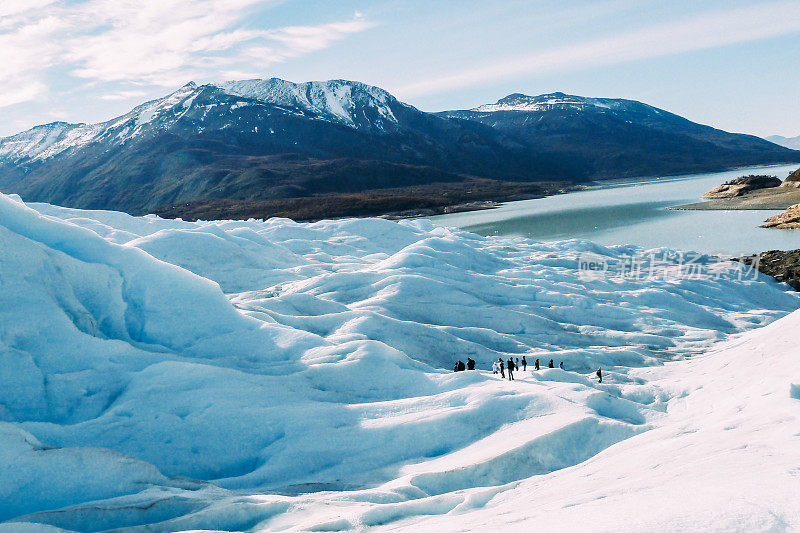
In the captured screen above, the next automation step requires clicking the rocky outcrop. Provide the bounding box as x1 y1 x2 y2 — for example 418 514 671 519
702 174 782 199
780 168 800 188
761 203 800 228
737 250 800 290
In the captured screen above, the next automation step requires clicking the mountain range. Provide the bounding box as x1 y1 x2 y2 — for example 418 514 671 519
0 78 796 218
766 135 800 150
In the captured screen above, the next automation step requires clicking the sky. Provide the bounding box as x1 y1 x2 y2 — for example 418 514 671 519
1 0 799 137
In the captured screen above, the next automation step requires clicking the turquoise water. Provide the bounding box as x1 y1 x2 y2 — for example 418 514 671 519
429 164 800 256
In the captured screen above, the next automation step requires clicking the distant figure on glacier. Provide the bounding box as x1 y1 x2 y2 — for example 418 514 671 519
521 356 527 371
596 367 603 383
534 358 540 371
515 358 520 371
548 359 554 368
507 358 515 380
499 358 505 378
559 361 564 370
492 360 499 374
454 360 465 372
467 358 475 370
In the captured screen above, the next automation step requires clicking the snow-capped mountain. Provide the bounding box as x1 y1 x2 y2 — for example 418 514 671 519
214 78 404 131
471 91 657 114
441 92 798 180
0 79 408 166
0 81 796 215
766 134 800 150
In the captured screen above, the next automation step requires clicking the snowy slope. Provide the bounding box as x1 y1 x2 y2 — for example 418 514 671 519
375 308 800 531
471 92 649 114
215 78 402 130
0 79 405 165
1 194 799 531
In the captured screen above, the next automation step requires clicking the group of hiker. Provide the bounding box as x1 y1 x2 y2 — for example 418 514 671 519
455 355 604 383
453 358 476 372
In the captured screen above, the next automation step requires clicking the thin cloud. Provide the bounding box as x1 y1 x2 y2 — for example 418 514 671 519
265 17 377 57
0 0 374 109
0 0 56 18
99 90 150 101
394 1 800 98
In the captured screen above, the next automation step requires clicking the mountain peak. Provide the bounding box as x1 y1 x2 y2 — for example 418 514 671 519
209 78 402 129
473 92 608 112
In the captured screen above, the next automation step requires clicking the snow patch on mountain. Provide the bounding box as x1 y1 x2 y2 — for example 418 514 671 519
0 83 202 163
0 122 102 163
472 91 658 115
214 78 401 129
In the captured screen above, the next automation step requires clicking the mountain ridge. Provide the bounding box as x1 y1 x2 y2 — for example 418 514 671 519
0 79 796 218
766 134 800 150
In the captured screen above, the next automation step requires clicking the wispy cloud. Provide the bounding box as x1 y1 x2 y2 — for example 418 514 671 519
265 17 376 57
394 1 800 98
98 90 150 101
0 0 57 19
0 0 374 109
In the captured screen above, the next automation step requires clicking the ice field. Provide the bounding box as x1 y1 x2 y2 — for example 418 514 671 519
1 192 799 531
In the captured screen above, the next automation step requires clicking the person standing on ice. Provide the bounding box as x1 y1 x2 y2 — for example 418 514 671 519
467 358 475 370
548 359 554 368
596 367 603 383
559 361 564 370
492 360 499 374
534 358 540 370
499 358 505 378
521 356 527 371
515 358 520 371
507 358 515 380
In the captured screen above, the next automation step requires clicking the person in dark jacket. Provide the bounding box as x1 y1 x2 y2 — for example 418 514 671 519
534 358 540 371
521 356 527 371
596 367 602 383
458 360 466 372
559 361 564 370
454 363 460 372
548 359 554 368
499 358 505 379
467 358 475 370
507 358 515 380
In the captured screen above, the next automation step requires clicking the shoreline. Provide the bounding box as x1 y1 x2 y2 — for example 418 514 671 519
153 181 586 222
153 162 800 222
671 186 800 211
423 163 800 220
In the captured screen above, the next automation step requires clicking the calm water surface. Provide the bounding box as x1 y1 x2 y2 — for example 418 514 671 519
429 164 800 256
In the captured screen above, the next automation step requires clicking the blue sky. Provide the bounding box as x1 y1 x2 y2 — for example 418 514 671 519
1 0 799 137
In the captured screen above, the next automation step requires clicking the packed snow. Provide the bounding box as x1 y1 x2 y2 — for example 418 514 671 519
1 194 799 531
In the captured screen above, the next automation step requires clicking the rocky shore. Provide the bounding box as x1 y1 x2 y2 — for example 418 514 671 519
701 174 782 199
761 204 800 228
673 168 800 211
736 250 800 291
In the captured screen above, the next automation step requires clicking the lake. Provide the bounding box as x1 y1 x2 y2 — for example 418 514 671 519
429 164 800 256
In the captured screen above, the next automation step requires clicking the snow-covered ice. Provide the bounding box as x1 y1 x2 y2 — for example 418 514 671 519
1 193 799 531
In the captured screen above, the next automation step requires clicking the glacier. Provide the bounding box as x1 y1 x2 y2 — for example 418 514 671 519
1 193 799 531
